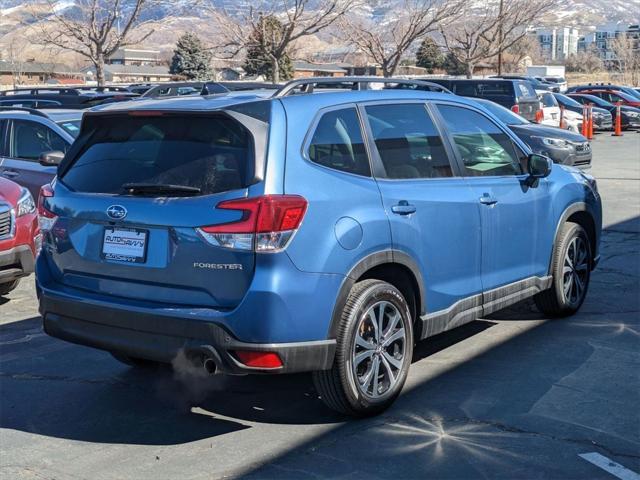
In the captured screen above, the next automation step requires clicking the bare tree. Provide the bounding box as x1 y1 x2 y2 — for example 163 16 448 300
611 35 640 86
214 0 353 83
28 0 156 85
440 0 554 78
5 39 28 88
565 48 603 75
338 0 462 78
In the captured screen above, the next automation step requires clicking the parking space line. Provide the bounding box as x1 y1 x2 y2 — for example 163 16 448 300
579 452 640 480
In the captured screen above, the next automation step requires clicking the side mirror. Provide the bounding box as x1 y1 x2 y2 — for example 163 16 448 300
39 151 65 167
527 153 552 178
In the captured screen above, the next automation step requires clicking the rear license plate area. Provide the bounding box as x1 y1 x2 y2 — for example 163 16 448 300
102 227 148 263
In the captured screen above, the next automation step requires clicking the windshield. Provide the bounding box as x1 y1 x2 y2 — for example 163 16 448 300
56 120 81 138
572 94 613 108
470 98 529 125
554 93 582 108
620 87 640 100
614 91 639 102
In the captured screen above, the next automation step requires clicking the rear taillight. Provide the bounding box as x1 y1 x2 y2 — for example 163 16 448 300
198 195 308 252
511 105 520 114
535 108 544 123
37 184 57 231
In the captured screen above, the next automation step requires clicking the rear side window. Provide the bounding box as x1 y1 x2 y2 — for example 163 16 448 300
307 108 370 176
61 114 256 195
365 103 452 179
437 105 523 177
516 82 536 98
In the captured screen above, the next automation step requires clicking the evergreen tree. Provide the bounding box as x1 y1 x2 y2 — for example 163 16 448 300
443 52 467 76
416 37 444 73
243 15 294 83
170 33 213 80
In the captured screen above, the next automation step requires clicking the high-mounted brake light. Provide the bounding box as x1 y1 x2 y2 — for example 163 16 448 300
511 105 520 114
128 110 165 116
197 195 307 252
37 184 57 231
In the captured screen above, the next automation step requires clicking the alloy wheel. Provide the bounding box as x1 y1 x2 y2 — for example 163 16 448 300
562 236 589 306
351 301 406 399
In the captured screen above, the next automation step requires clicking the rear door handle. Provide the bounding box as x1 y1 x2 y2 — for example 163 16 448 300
479 194 498 206
1 169 19 179
391 201 417 215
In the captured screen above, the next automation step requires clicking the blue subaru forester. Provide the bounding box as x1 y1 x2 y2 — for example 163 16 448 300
36 78 602 416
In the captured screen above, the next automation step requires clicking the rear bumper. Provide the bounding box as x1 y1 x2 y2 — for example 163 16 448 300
39 288 336 374
0 244 35 284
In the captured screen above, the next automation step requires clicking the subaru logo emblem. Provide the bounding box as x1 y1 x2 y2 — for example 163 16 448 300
106 205 127 220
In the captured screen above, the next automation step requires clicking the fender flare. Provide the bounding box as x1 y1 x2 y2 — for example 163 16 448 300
326 250 426 339
549 202 597 273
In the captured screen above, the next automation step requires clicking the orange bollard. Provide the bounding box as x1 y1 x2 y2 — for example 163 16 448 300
535 108 543 124
612 102 623 136
581 104 588 136
587 104 594 140
559 106 565 129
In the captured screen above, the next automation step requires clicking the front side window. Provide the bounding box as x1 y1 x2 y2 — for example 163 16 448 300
11 119 69 161
437 105 523 177
307 107 370 176
365 103 452 179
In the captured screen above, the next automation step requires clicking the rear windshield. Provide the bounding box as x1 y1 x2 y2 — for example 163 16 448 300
453 82 514 97
61 113 257 195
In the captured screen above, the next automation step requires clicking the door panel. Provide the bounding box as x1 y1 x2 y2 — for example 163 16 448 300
436 103 555 291
362 102 483 314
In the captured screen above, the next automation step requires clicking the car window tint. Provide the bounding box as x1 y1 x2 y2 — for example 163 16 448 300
437 105 523 177
517 82 536 98
541 93 557 107
61 114 257 195
11 119 69 161
308 107 371 176
365 103 452 179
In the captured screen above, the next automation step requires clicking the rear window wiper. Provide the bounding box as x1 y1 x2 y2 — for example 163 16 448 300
121 183 201 196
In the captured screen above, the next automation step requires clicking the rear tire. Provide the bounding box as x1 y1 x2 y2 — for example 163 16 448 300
535 222 591 317
0 279 20 296
313 280 414 417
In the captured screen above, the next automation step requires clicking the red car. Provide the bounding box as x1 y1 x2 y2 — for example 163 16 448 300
0 177 40 296
577 88 640 108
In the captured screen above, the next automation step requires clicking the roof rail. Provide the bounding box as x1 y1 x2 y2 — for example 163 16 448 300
0 106 49 118
272 76 451 98
0 87 82 96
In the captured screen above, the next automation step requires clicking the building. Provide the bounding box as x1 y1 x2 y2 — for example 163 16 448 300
578 23 640 62
83 64 172 83
292 61 348 78
0 60 84 86
532 27 580 61
106 48 162 66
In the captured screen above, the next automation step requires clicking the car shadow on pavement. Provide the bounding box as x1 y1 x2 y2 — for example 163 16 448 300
0 316 500 445
1 217 637 456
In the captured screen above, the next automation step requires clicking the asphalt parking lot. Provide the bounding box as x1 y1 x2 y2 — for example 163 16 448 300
1 132 639 480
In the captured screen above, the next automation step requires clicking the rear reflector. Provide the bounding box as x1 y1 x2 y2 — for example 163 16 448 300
198 195 307 252
234 351 283 369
